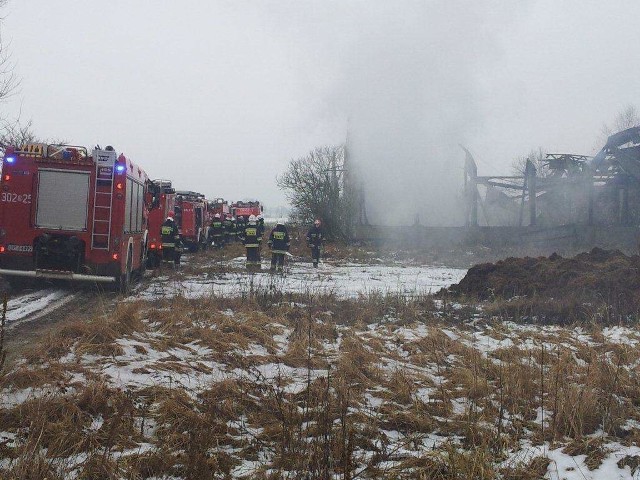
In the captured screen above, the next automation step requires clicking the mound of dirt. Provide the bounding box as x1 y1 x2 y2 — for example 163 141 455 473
447 248 640 321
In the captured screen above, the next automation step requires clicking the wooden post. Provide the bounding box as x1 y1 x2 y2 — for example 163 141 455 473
518 175 528 227
464 149 478 227
620 185 630 225
587 176 594 226
527 160 537 226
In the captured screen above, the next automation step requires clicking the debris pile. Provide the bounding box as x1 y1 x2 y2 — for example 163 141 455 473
448 248 640 321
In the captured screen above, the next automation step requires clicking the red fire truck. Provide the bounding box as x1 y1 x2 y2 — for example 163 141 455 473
231 200 263 221
207 198 229 224
174 190 208 252
0 144 158 292
146 180 175 268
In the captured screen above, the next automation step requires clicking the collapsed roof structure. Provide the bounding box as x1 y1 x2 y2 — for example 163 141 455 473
463 126 640 228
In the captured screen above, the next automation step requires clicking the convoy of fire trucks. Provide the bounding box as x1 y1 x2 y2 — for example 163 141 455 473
0 143 262 292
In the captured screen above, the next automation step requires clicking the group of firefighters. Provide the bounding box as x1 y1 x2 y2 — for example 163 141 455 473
208 213 264 248
160 214 324 272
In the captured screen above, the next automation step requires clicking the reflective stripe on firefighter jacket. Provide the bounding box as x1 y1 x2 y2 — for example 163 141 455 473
306 226 323 247
161 220 180 248
241 226 261 248
209 220 224 237
268 227 290 254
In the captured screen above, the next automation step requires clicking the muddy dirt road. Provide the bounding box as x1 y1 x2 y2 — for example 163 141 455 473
2 283 120 364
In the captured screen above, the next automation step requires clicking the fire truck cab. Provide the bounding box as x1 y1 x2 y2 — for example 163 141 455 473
231 200 263 222
146 180 175 268
207 198 229 224
0 144 158 292
174 190 207 252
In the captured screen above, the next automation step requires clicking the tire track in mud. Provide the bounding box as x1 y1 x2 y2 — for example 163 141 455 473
2 284 120 364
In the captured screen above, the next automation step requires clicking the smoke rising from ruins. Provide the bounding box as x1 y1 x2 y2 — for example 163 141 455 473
5 1 640 213
325 3 522 226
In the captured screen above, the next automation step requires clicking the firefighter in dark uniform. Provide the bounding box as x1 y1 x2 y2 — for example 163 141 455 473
268 220 290 272
241 214 261 270
230 216 239 243
306 219 324 268
161 214 181 267
209 213 225 248
223 214 234 245
235 215 246 243
257 214 265 241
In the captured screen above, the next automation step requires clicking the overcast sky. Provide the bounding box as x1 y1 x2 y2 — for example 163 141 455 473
3 1 640 218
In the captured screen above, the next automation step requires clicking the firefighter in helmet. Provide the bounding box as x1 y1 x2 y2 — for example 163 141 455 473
306 218 324 268
267 220 290 272
209 213 225 248
241 214 262 270
161 214 181 267
223 214 234 245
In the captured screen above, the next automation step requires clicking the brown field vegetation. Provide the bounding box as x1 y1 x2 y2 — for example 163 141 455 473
1 273 639 479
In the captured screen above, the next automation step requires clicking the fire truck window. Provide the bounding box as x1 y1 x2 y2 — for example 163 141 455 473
125 178 133 233
133 180 138 232
135 182 143 232
132 181 137 232
139 183 144 231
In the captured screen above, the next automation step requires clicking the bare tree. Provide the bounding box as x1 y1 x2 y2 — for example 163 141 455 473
0 0 25 154
0 117 37 152
600 104 640 139
0 116 68 162
0 0 17 102
277 145 356 238
511 147 552 178
0 2 67 156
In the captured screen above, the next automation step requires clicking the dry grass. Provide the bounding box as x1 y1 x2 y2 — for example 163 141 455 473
2 284 640 478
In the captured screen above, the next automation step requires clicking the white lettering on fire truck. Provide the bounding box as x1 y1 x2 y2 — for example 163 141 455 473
1 192 32 204
7 244 33 252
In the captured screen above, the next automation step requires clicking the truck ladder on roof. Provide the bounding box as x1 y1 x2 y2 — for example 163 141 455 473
91 166 115 250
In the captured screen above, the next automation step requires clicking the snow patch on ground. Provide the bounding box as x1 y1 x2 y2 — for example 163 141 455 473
5 288 72 324
137 260 466 299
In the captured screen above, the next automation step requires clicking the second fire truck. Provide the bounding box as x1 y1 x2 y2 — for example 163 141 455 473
231 200 263 222
174 190 208 252
146 180 175 268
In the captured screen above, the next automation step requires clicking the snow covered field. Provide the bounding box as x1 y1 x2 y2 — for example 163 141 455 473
2 295 640 478
3 258 640 479
137 257 467 299
1 259 465 326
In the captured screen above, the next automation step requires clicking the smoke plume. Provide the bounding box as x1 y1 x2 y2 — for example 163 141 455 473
323 2 522 225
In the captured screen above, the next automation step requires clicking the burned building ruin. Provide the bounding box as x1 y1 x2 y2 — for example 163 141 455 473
463 127 640 230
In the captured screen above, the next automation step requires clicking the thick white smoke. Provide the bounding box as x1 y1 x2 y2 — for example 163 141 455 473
323 2 523 225
256 1 527 223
